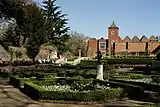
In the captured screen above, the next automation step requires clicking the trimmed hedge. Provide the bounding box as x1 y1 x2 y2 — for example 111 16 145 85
103 56 156 60
24 82 123 101
81 59 152 65
34 78 93 86
9 76 36 88
111 73 144 79
94 80 144 98
109 79 160 92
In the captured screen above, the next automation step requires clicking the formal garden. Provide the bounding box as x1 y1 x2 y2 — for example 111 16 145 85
0 51 156 106
0 0 160 107
2 64 157 106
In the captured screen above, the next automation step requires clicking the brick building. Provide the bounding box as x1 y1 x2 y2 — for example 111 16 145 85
87 21 160 57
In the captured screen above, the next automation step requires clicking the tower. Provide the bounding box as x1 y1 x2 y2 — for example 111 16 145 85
108 21 120 56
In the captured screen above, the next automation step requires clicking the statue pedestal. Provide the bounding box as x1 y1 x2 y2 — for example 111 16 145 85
96 64 104 80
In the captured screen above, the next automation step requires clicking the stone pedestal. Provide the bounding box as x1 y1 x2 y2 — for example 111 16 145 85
96 64 104 80
78 49 81 58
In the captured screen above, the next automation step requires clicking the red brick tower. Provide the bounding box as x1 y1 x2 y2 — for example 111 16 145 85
108 21 120 56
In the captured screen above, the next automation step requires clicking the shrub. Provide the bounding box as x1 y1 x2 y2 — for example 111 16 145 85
111 73 144 79
80 59 151 66
80 60 97 66
109 79 160 92
24 81 123 101
67 57 78 61
151 76 160 84
9 76 37 88
94 79 144 98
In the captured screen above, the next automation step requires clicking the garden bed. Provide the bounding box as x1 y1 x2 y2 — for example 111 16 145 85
23 81 123 101
109 78 160 92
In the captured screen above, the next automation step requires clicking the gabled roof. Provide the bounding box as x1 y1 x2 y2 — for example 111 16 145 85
108 21 119 29
149 35 157 41
132 36 140 43
140 35 148 42
123 36 131 42
151 44 160 53
149 42 160 53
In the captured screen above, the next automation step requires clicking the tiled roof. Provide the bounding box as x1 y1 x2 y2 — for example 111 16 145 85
132 36 140 43
123 36 131 42
149 35 157 41
149 42 160 52
140 35 148 42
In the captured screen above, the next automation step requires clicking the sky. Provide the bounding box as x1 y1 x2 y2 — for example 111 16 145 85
33 0 160 39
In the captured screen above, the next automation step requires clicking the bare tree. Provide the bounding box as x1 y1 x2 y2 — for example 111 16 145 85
66 31 90 57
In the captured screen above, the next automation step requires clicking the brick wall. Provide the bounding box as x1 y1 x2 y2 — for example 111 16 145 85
87 39 97 57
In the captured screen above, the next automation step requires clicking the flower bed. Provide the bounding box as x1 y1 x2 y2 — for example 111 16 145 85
23 81 123 101
109 78 160 92
95 79 144 98
111 73 144 79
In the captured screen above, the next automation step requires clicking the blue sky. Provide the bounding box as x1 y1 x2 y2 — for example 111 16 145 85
33 0 160 39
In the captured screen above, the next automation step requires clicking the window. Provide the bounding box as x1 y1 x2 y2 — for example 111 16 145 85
99 42 106 49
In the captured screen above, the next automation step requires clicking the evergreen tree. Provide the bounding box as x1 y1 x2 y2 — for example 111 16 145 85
0 0 26 20
42 0 70 58
0 0 28 48
22 3 49 61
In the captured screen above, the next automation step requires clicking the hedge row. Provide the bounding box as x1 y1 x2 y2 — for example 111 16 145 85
9 76 36 88
103 56 156 59
14 69 98 79
9 76 144 100
81 59 152 65
94 80 144 98
23 82 123 101
109 79 160 92
111 73 144 79
9 76 93 88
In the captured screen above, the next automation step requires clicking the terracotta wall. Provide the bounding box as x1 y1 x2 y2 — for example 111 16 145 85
115 42 160 55
115 43 126 53
87 39 97 57
128 43 146 53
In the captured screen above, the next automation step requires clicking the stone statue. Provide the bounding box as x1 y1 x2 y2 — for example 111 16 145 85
96 51 103 80
96 51 102 64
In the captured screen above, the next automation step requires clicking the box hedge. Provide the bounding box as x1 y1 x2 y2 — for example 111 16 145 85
24 82 123 101
109 79 160 92
94 79 144 98
9 76 36 88
80 59 151 65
